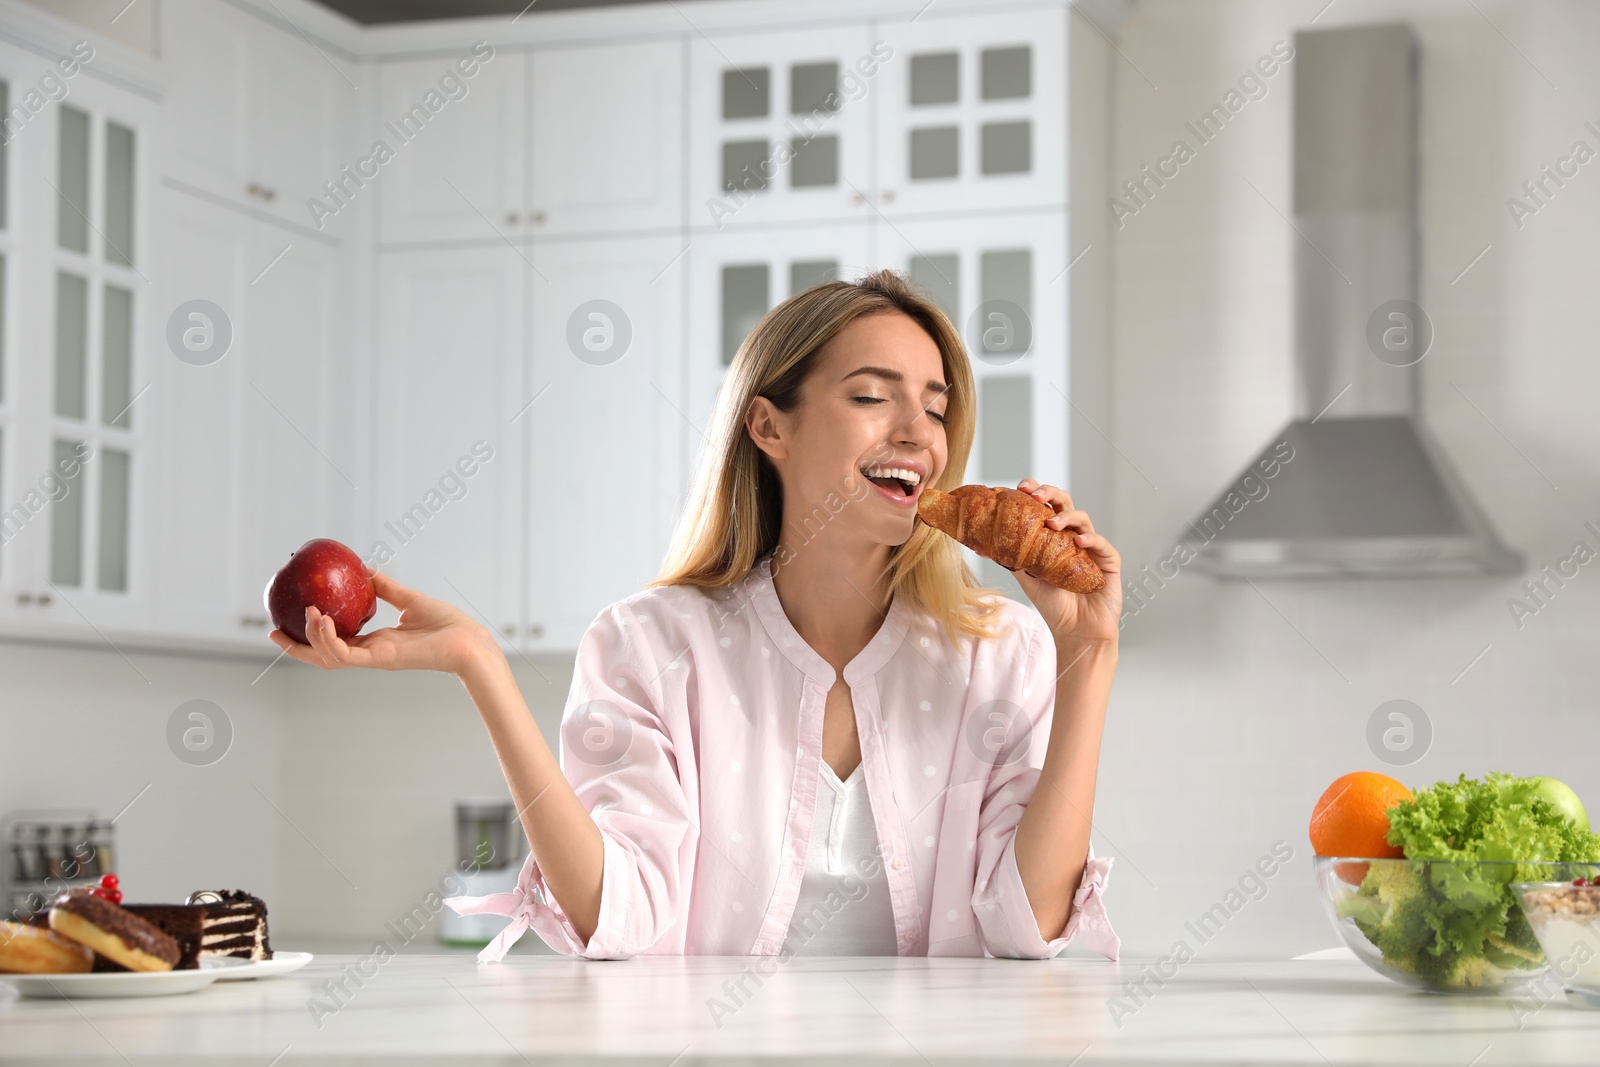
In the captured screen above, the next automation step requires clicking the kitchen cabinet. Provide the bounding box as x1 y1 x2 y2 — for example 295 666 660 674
524 236 686 651
0 53 158 638
160 0 356 230
529 39 683 236
375 48 526 246
686 24 877 230
873 7 1067 216
371 246 526 647
150 190 354 647
0 0 1085 655
233 230 354 639
379 37 685 246
148 190 249 640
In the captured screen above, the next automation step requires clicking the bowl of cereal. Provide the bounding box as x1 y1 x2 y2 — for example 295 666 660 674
1512 877 1600 993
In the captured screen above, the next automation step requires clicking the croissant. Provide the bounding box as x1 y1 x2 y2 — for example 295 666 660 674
917 485 1106 594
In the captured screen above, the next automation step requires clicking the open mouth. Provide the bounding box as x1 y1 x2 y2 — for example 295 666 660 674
860 464 922 499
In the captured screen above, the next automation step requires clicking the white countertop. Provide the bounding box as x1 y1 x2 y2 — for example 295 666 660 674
2 954 1598 1065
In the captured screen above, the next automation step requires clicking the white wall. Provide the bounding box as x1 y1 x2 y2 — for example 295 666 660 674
0 641 281 911
1096 0 1600 956
270 657 571 946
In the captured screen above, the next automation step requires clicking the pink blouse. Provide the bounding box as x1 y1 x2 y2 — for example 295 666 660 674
445 552 1119 962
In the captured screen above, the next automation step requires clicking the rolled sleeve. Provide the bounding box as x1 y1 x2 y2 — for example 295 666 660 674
969 606 1120 961
524 831 670 959
975 837 1119 960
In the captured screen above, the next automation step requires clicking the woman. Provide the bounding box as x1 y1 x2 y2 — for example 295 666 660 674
270 269 1122 962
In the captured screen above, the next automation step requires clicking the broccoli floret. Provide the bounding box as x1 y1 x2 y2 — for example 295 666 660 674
1364 863 1433 964
1442 954 1492 988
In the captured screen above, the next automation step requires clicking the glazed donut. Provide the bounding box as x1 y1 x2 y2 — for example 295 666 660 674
0 920 94 974
49 890 179 973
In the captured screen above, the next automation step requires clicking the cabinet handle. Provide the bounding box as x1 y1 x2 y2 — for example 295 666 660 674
246 183 277 203
240 616 267 629
526 623 544 638
500 623 515 637
879 189 896 204
529 211 546 224
36 594 52 606
16 592 32 605
850 190 866 205
505 212 520 226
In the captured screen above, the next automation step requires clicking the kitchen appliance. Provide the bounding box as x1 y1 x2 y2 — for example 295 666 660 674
437 798 525 947
4 810 115 919
1175 23 1522 577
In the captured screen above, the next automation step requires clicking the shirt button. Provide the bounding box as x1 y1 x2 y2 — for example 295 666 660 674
892 857 907 871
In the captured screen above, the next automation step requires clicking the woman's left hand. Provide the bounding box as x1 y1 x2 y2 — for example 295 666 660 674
1007 479 1122 646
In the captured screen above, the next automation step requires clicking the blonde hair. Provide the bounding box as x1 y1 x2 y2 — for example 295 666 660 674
650 268 1010 647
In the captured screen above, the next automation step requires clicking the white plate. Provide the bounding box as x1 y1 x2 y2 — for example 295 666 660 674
213 950 314 981
0 955 250 999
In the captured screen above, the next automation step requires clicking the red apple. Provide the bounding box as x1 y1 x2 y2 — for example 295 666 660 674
264 539 376 644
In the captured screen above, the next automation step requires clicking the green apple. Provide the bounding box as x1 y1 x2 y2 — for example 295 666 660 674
1529 776 1590 832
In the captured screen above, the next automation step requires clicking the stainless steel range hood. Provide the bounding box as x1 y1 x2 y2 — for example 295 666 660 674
1176 22 1522 578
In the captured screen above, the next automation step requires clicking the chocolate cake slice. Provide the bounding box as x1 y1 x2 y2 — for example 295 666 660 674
187 889 273 961
118 905 204 970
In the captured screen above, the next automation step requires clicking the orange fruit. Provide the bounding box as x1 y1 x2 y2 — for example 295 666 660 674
1309 771 1411 884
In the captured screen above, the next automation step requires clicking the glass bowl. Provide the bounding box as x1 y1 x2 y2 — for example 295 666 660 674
1511 879 1600 993
1314 857 1600 994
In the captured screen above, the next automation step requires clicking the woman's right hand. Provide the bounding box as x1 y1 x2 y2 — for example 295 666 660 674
268 569 495 676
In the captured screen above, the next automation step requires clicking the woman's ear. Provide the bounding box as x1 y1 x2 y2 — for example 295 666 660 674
744 396 789 462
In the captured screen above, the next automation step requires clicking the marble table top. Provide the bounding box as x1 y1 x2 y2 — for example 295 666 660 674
2 954 1598 1065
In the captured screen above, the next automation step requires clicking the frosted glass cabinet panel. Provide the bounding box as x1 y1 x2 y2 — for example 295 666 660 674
874 8 1066 216
43 97 146 624
689 25 878 228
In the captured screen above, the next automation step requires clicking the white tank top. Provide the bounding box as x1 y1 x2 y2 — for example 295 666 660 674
780 760 899 955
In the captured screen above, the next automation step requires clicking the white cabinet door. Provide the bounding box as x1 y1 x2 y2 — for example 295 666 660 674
372 247 526 647
22 76 158 636
161 0 355 229
529 39 683 236
148 192 249 641
687 25 879 230
872 210 1070 602
160 0 251 210
874 7 1066 216
235 235 354 641
243 18 357 232
525 236 685 652
149 190 353 647
684 222 872 436
376 49 526 245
